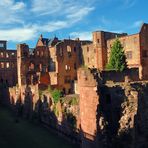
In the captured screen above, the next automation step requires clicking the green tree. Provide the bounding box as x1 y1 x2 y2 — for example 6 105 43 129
106 38 127 71
51 89 62 104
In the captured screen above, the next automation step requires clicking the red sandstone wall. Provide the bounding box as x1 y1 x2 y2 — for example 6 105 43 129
0 42 17 86
55 40 81 93
139 24 148 79
78 68 99 141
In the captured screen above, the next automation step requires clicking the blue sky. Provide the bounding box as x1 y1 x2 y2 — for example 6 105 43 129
0 0 147 49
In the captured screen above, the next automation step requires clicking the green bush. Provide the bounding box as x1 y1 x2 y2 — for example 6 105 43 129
51 89 62 104
69 97 78 106
53 105 59 117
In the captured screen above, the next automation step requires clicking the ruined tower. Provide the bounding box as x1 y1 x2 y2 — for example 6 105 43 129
17 43 29 87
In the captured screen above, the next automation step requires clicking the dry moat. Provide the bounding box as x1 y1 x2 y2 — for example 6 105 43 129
0 107 78 148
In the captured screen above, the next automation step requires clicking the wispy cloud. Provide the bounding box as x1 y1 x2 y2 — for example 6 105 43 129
31 0 61 15
0 27 37 42
31 0 95 17
0 19 89 42
0 0 26 25
100 16 110 25
11 2 26 10
131 20 143 28
121 0 137 8
0 0 96 42
67 7 94 22
70 31 92 40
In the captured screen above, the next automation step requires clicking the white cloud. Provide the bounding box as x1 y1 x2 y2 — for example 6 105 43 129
39 21 68 32
11 2 26 10
70 32 92 40
0 27 37 42
0 0 13 6
0 20 71 42
67 7 94 22
132 20 143 28
0 0 96 43
0 0 26 24
31 0 95 18
31 0 61 15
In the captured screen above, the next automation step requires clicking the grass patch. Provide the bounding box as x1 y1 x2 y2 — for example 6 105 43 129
0 107 79 148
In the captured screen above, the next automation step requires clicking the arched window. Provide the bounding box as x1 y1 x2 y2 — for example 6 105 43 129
67 46 72 52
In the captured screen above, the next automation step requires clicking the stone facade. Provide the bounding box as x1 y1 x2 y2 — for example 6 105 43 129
48 38 82 94
0 41 17 86
1 23 148 90
81 23 148 79
17 35 86 94
81 31 127 70
77 68 148 148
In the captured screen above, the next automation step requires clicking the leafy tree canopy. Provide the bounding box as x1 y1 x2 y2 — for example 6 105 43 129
106 38 127 71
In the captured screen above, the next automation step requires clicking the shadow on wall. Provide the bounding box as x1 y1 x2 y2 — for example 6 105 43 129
96 82 148 148
0 84 81 147
100 68 140 83
131 83 148 148
0 79 11 106
96 85 127 148
94 84 126 147
1 78 148 148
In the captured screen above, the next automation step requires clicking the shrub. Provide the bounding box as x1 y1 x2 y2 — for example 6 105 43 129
51 89 62 104
69 97 78 106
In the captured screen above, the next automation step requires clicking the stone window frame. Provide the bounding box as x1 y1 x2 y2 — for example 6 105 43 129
67 45 72 53
29 62 35 71
6 53 9 58
0 62 5 68
97 39 100 43
74 46 76 52
126 51 132 59
37 51 40 56
0 52 4 57
67 46 72 58
6 62 10 68
11 62 15 68
65 65 71 71
87 46 89 52
64 76 71 83
11 52 15 57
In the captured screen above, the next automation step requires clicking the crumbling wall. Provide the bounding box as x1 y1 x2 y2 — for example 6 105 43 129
78 68 148 148
133 83 148 148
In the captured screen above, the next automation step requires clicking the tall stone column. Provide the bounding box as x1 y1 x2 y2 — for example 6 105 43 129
78 68 99 148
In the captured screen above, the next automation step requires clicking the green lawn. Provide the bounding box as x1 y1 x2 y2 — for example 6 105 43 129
0 107 79 148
